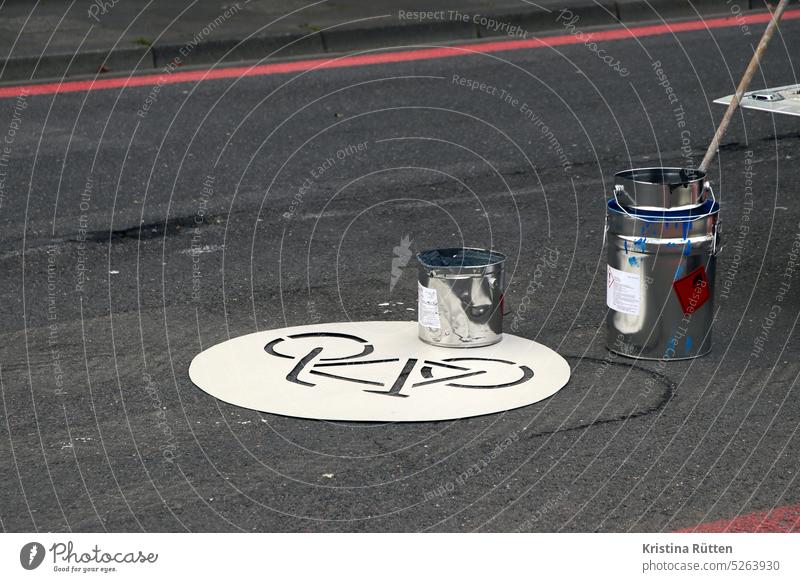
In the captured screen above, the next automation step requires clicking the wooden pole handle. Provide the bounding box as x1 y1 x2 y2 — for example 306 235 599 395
698 0 790 172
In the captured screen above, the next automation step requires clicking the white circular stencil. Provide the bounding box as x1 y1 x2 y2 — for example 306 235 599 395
189 321 571 422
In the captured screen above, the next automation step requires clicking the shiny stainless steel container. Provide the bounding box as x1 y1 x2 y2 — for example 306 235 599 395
614 167 711 210
417 248 506 348
605 199 720 360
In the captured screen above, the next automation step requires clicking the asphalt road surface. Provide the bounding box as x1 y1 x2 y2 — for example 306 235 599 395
1 13 799 532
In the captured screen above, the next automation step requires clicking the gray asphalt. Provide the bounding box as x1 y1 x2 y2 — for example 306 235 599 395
0 0 741 81
1 14 799 532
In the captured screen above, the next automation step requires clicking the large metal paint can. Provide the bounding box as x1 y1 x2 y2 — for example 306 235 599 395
417 248 506 348
605 197 720 360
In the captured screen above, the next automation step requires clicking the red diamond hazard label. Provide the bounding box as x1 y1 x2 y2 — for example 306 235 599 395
673 266 710 315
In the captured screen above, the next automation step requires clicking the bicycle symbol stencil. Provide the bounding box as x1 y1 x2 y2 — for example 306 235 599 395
264 331 534 398
189 321 570 422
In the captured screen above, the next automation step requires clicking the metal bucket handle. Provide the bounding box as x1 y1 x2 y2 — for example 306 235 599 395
612 182 716 223
604 182 719 254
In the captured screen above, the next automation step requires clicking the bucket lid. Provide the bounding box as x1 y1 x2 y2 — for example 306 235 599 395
614 167 709 210
417 247 505 274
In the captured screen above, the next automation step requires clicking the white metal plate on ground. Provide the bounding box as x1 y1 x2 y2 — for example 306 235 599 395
714 84 800 117
189 321 571 422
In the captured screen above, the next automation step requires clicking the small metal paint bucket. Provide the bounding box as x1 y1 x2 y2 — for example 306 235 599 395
605 195 720 360
417 248 506 348
614 167 711 211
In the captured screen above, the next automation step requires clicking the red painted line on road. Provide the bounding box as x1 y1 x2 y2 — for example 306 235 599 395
677 503 800 533
2 9 800 99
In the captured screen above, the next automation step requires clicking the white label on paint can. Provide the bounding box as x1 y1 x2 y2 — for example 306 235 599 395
607 264 640 315
418 282 441 328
